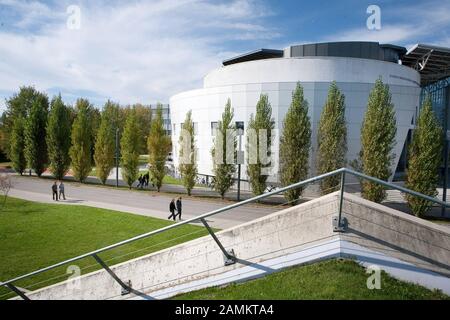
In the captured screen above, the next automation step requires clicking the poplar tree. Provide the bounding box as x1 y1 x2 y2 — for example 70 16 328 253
148 105 171 192
121 108 140 188
69 99 93 182
9 117 26 175
317 82 347 194
360 78 397 202
134 103 152 154
24 94 49 177
178 110 197 196
94 107 115 184
89 108 101 162
46 95 72 180
211 99 236 199
246 94 275 196
405 97 443 217
280 83 311 202
2 86 42 158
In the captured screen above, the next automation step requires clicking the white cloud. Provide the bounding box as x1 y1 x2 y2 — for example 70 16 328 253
0 0 277 110
328 24 424 44
325 1 450 46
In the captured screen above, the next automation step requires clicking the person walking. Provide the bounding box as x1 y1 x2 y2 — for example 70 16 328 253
59 181 66 200
137 175 143 189
52 182 58 201
144 172 149 187
168 199 177 221
176 197 182 221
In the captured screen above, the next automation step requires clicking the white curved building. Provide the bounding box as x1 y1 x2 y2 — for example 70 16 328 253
170 42 421 184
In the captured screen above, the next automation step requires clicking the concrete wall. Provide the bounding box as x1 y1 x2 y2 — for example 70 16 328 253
341 193 450 276
17 191 450 300
22 193 339 300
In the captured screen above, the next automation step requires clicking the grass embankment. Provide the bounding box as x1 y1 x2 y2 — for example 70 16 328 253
174 259 448 300
0 197 210 299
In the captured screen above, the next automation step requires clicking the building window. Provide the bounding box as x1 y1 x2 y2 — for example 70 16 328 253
211 122 218 136
236 121 244 135
193 122 198 135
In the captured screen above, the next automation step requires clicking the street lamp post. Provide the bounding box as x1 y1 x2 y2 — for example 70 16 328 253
115 128 119 188
442 87 450 217
237 128 244 201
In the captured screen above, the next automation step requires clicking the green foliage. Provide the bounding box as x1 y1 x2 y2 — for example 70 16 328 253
211 99 236 199
405 97 443 217
69 99 93 182
9 117 26 175
24 93 49 177
246 94 275 196
360 78 397 202
94 103 116 184
101 100 125 155
1 86 43 158
120 108 140 188
148 105 171 192
178 110 197 196
89 107 101 163
102 101 124 132
46 95 72 180
317 82 347 194
0 113 8 161
133 103 153 154
280 83 311 203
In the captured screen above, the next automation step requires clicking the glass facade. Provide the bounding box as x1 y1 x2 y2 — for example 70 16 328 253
421 77 450 182
420 77 450 129
149 103 171 135
397 77 450 178
211 121 218 136
395 78 450 178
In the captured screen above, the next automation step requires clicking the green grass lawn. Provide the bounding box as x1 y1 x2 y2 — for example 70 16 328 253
173 259 449 300
138 155 149 166
0 197 210 300
163 175 183 185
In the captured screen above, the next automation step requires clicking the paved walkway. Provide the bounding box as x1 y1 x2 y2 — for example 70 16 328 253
9 175 279 230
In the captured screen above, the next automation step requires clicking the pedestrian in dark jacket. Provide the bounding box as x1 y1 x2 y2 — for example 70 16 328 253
168 199 176 221
176 197 182 220
52 182 58 201
144 172 149 187
59 181 66 200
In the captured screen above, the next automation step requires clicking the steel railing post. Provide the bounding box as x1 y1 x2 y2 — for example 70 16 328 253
5 283 30 300
333 170 347 232
338 170 345 224
200 218 236 266
92 254 132 295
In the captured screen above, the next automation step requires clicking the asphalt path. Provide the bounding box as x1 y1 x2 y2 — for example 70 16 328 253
8 175 280 229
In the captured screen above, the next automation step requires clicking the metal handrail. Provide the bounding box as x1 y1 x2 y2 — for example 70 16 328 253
1 167 449 298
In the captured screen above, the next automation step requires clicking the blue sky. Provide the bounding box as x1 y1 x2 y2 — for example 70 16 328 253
0 0 449 111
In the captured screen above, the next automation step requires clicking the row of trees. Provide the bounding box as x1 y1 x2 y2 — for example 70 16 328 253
356 78 442 217
2 81 443 217
1 86 171 189
197 79 442 217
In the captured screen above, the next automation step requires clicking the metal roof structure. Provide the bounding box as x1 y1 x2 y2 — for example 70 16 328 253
221 42 450 88
402 44 450 86
222 48 283 66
